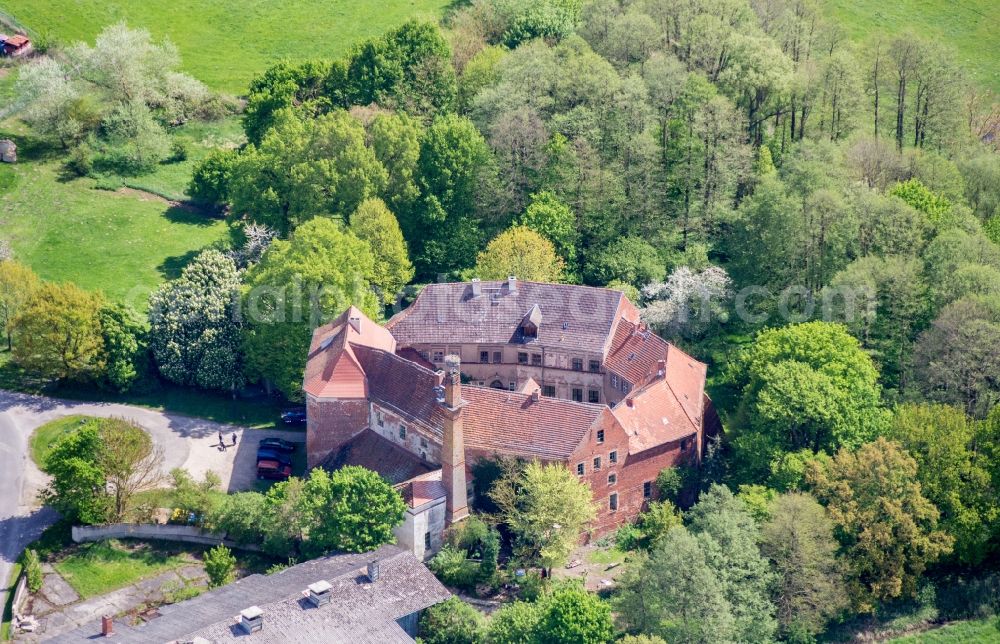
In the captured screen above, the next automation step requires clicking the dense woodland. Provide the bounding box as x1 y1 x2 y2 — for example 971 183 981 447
3 0 1000 641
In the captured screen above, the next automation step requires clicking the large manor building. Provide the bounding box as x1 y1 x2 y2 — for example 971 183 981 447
304 278 719 559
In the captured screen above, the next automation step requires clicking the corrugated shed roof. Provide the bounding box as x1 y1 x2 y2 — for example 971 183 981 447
386 281 624 355
50 547 449 644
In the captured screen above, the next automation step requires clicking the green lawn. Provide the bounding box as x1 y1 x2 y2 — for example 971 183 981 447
822 0 1000 93
0 146 229 305
53 540 194 599
0 0 453 94
889 619 1000 642
29 415 98 467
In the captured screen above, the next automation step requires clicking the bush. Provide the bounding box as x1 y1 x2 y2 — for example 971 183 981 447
517 570 545 602
188 148 238 211
428 545 480 591
93 174 124 192
23 549 43 593
614 522 643 552
480 528 500 580
418 596 485 644
203 543 237 588
65 146 94 177
168 140 189 163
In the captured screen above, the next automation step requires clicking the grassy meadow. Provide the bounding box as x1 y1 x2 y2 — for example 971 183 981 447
822 0 1000 93
888 618 1000 642
0 0 453 93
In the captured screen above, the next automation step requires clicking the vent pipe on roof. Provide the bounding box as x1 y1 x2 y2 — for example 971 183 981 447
508 275 517 292
471 278 482 297
626 398 634 408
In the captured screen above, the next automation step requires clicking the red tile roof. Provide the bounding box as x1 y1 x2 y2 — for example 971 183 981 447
604 318 670 385
612 344 707 454
462 386 608 460
396 469 447 508
351 345 447 435
304 307 396 398
4 34 28 47
387 281 625 356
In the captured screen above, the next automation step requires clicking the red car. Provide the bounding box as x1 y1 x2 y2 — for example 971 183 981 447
256 459 291 481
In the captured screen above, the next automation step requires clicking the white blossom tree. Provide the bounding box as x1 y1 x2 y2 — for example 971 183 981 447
642 265 731 339
148 249 244 391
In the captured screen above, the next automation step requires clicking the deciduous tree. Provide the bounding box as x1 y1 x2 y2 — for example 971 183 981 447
807 438 953 612
475 226 565 283
12 281 106 383
148 249 243 391
242 218 378 399
760 492 847 638
490 461 596 575
0 260 40 351
349 198 414 305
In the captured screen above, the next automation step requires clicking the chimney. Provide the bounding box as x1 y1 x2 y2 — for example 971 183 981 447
367 560 381 582
443 355 461 407
508 275 517 293
626 398 634 408
530 388 540 402
657 359 666 377
471 278 482 297
101 615 114 637
240 606 264 634
348 314 361 334
306 580 332 607
440 355 469 525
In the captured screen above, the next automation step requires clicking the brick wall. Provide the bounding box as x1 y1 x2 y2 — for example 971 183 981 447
370 403 442 464
307 395 370 468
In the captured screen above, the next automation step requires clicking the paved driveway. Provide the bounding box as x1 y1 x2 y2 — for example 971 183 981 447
0 389 304 617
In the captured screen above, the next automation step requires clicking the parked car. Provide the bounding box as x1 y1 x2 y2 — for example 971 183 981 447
257 459 292 481
258 437 297 453
257 448 293 466
281 408 307 425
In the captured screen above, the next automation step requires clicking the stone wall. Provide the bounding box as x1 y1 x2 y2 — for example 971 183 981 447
71 524 260 551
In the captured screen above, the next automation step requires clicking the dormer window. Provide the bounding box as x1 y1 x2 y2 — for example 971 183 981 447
520 304 541 340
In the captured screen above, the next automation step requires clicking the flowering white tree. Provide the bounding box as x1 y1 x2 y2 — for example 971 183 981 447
148 249 244 391
642 266 731 339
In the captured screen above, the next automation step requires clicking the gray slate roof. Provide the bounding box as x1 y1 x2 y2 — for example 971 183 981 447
47 545 449 644
386 281 625 356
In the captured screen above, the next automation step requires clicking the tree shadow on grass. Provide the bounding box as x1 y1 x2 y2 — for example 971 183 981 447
163 204 221 227
156 249 201 280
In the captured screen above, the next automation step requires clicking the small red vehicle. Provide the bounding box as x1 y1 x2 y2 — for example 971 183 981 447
256 459 291 481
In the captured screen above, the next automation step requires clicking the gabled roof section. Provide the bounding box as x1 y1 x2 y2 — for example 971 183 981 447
351 344 446 434
604 318 670 385
304 306 396 398
613 343 707 454
387 281 624 355
462 386 607 460
522 303 542 327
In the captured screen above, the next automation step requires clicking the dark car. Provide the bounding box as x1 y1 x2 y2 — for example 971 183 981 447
256 448 293 466
281 408 307 425
257 459 292 481
258 437 297 453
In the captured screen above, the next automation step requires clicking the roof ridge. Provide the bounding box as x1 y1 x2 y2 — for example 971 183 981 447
464 384 608 410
